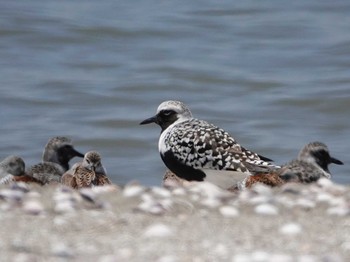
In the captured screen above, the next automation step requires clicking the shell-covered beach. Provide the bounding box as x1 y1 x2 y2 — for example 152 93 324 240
0 179 349 262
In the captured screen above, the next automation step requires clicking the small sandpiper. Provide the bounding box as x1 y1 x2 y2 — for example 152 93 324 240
0 156 43 185
61 151 111 189
278 141 343 183
140 100 278 189
27 136 84 184
242 141 344 188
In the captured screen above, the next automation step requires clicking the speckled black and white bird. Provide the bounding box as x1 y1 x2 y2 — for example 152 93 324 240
278 141 343 183
140 100 278 188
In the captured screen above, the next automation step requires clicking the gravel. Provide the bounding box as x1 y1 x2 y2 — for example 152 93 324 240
0 178 349 261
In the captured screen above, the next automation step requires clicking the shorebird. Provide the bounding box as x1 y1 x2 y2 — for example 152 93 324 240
0 156 43 185
241 141 344 188
27 136 84 184
42 136 84 171
278 141 343 183
61 151 111 189
140 100 278 189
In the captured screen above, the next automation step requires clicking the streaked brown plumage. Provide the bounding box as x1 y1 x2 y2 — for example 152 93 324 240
61 151 111 189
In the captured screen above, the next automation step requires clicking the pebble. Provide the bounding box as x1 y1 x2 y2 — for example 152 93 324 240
213 243 228 258
297 255 318 262
0 189 25 202
143 224 173 238
123 184 145 198
251 251 270 261
151 187 172 198
250 183 273 196
188 182 231 200
79 188 97 203
137 193 168 215
23 200 44 215
327 206 349 216
11 182 30 193
200 197 222 208
233 253 251 262
13 254 38 262
317 177 334 187
269 254 293 262
341 241 350 251
279 223 302 236
238 190 254 202
171 187 186 196
53 189 79 203
219 206 239 218
51 243 75 258
91 185 119 194
248 195 271 205
254 203 279 215
54 201 76 213
188 182 232 208
295 198 316 209
316 192 334 203
156 255 178 262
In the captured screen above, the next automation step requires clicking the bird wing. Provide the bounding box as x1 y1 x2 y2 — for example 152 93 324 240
94 173 112 186
170 119 248 172
27 162 65 184
74 165 95 188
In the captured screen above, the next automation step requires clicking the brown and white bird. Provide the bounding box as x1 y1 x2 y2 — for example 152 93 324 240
27 136 84 184
61 151 111 189
0 155 43 185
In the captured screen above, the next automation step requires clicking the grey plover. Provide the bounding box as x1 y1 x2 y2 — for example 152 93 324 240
140 100 278 188
27 136 84 184
61 151 111 189
0 156 43 185
240 141 344 188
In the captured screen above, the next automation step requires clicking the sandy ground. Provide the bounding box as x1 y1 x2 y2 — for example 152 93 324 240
0 179 349 262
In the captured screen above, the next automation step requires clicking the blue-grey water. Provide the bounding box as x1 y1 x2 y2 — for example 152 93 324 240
1 1 349 186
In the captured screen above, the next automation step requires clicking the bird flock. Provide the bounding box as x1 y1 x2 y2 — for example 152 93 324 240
0 137 111 188
0 100 344 191
140 100 344 190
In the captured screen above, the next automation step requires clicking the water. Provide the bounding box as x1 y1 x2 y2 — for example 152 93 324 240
1 0 349 186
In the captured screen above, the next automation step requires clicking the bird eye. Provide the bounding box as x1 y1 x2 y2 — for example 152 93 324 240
162 110 173 116
86 159 90 164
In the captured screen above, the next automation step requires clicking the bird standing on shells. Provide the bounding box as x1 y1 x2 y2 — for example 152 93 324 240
61 151 111 189
0 155 43 185
27 136 84 185
242 141 343 188
140 100 278 189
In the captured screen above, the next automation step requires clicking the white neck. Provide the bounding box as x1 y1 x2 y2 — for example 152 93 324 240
158 117 191 154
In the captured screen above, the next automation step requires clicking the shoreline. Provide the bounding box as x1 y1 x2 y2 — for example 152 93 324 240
0 179 349 261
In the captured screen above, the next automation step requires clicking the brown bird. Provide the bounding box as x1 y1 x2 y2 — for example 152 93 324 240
61 151 111 189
